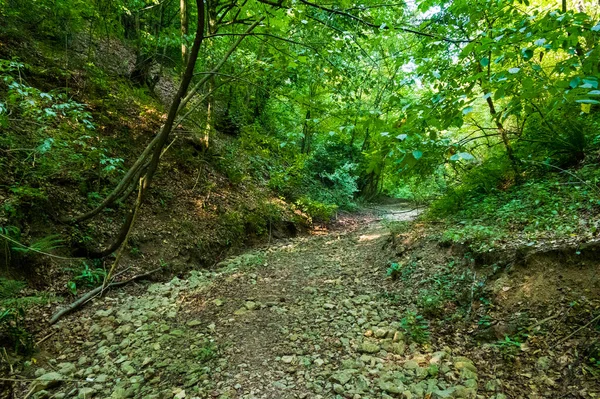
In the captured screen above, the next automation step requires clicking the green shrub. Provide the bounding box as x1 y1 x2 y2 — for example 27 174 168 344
400 311 430 344
296 197 338 222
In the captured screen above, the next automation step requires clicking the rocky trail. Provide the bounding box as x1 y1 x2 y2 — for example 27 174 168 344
15 207 597 399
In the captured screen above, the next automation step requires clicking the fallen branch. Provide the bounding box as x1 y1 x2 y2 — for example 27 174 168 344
49 268 161 325
558 313 600 344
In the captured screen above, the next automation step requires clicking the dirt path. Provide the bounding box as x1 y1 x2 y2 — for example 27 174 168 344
26 208 490 399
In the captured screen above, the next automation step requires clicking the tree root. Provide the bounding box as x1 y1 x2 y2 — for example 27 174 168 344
49 268 161 325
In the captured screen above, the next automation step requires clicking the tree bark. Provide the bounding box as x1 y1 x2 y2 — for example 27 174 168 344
181 0 189 67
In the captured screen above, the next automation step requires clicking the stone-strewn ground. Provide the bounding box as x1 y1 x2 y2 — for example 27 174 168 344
24 212 491 399
23 207 599 399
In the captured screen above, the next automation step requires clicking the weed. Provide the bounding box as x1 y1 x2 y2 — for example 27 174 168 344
386 262 402 280
417 290 445 316
130 247 142 258
66 261 106 294
194 341 218 363
494 334 525 361
386 261 417 281
400 311 430 344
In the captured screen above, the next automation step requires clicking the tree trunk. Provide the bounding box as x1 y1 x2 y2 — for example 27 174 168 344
485 96 520 179
180 0 189 67
301 109 311 154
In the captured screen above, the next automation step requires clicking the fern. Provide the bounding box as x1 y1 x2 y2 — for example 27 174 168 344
0 278 27 300
11 234 63 254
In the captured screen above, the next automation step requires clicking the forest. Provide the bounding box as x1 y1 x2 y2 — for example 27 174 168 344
1 0 600 398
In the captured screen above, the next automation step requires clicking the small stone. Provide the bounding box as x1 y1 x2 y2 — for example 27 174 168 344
390 342 406 355
78 387 95 398
272 381 288 390
186 320 202 327
323 303 336 310
31 372 64 393
58 362 76 376
404 360 419 369
374 328 387 338
331 371 353 385
358 342 380 354
333 383 344 394
281 356 295 364
213 299 224 307
379 381 403 394
245 301 259 310
95 309 114 318
121 362 136 376
314 358 325 367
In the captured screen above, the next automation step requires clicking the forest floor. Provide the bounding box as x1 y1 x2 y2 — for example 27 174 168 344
9 205 600 399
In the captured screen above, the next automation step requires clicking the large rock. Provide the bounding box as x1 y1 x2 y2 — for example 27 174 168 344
31 372 64 393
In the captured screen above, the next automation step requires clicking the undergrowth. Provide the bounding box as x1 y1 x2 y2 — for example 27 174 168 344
428 163 600 249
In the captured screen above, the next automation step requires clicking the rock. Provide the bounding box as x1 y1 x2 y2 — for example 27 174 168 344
432 387 455 398
323 303 336 310
272 381 288 390
314 358 325 367
454 360 477 373
31 372 64 393
186 320 202 327
281 356 295 364
78 387 95 398
374 328 388 338
174 389 186 399
358 342 380 354
379 381 404 394
390 342 406 355
333 383 344 394
58 362 76 376
34 368 47 377
245 301 259 310
121 361 136 376
393 331 405 342
32 391 50 399
404 360 419 369
95 309 114 318
330 370 353 385
213 299 224 307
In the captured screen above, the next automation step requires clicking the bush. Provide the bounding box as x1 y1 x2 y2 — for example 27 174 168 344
296 197 338 222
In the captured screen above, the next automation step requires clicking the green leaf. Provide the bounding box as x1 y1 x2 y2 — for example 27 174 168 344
521 48 534 60
508 68 520 74
583 78 599 89
412 150 423 160
569 77 581 89
576 99 600 104
592 24 600 32
396 134 407 140
462 106 474 115
480 57 489 67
